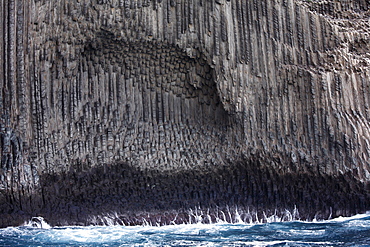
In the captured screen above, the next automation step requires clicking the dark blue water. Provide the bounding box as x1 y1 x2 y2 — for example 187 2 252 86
1 214 369 246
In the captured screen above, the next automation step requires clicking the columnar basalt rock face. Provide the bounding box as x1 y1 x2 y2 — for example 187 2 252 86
0 0 369 227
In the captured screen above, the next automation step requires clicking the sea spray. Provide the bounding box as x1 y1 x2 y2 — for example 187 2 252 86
81 206 304 227
24 217 51 229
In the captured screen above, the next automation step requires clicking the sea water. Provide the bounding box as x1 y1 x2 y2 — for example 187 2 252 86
0 213 369 246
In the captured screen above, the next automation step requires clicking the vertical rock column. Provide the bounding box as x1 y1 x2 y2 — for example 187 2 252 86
0 0 40 226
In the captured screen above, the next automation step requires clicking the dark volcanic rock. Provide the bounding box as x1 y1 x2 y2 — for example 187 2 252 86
0 0 369 227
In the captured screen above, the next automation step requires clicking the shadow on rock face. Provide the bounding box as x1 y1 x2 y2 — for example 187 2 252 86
32 155 369 226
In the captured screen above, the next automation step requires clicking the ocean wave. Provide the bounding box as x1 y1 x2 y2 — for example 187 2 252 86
0 213 368 246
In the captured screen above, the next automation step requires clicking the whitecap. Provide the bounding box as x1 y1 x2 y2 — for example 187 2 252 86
24 216 51 229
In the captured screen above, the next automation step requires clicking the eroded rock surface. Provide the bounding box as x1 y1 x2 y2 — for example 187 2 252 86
0 0 369 227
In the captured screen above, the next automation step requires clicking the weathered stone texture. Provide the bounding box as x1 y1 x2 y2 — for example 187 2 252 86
0 0 369 226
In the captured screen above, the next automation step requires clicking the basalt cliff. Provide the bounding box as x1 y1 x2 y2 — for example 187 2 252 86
1 0 369 227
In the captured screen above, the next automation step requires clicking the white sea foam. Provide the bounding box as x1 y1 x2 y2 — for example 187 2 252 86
288 229 326 236
24 216 51 229
327 212 370 223
217 240 336 247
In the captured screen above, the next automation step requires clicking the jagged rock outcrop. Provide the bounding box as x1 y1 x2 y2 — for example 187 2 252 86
0 0 369 227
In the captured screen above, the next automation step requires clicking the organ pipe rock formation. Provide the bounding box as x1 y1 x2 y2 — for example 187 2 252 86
0 0 369 227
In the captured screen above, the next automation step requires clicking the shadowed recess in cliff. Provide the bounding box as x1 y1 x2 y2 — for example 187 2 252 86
35 155 369 226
